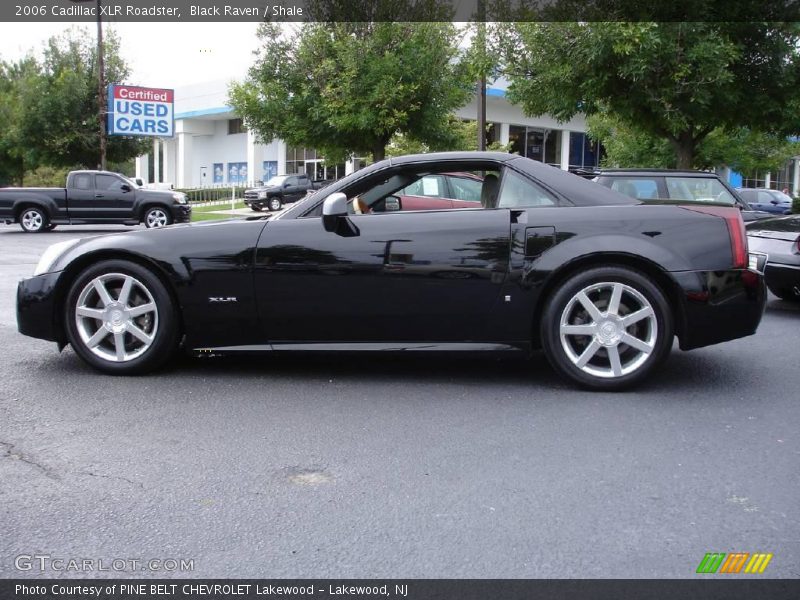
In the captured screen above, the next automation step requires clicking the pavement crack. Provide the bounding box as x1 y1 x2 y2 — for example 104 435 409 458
77 470 145 490
0 440 61 480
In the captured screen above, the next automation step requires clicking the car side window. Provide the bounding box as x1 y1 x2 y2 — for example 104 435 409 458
758 191 774 204
399 175 447 198
96 174 125 192
448 176 483 203
665 177 735 205
496 169 556 208
609 178 659 200
72 174 92 190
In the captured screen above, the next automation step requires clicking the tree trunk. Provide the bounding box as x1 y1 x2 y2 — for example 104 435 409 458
372 142 386 163
671 131 695 170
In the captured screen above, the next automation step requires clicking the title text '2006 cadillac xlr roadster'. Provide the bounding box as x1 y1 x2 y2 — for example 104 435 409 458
17 152 766 390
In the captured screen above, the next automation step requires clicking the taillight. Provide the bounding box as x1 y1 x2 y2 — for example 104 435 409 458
680 205 747 269
795 236 800 255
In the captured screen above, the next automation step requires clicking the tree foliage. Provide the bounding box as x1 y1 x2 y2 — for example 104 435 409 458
498 22 800 169
0 28 148 184
588 110 800 174
229 10 472 163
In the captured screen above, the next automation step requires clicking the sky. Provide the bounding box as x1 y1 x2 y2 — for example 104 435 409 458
0 22 262 88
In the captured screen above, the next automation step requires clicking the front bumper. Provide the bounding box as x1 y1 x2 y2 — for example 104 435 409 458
244 196 265 209
672 268 766 351
764 262 800 296
171 204 192 223
17 271 63 343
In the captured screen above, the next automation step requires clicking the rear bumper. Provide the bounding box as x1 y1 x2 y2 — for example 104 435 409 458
17 271 63 343
673 268 766 351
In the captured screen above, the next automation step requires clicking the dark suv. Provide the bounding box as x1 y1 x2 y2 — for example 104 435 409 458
593 169 772 222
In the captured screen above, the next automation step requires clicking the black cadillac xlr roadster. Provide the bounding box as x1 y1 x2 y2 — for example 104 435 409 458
17 152 766 390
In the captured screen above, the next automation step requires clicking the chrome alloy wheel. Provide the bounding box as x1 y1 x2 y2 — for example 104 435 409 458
21 209 44 232
559 282 657 379
145 208 168 228
74 273 159 363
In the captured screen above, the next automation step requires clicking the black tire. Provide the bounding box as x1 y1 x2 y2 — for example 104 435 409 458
540 266 674 391
64 259 180 375
143 206 173 228
46 224 57 231
267 196 282 211
250 205 263 212
18 206 50 233
768 285 800 302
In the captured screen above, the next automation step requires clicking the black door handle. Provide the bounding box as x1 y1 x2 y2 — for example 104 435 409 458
95 194 103 198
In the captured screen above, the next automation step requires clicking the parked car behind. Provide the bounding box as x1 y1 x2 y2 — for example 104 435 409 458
737 188 793 215
747 214 800 301
244 173 331 212
593 169 773 222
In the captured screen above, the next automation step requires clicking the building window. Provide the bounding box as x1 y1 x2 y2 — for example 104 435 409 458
568 132 604 170
228 118 246 135
508 125 561 165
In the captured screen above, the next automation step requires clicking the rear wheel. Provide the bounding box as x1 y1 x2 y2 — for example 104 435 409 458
19 207 49 233
144 206 172 228
267 196 282 211
64 260 179 374
540 266 673 390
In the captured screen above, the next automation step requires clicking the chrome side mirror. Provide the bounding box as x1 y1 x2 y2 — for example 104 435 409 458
322 192 359 237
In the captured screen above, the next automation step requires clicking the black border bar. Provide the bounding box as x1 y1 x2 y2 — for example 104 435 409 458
3 0 800 23
3 579 800 600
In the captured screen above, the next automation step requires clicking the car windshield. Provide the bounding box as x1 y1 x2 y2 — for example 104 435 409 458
266 176 288 186
119 174 140 188
665 177 736 205
772 191 793 203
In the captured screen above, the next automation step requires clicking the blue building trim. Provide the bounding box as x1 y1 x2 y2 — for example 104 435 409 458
174 106 232 120
486 88 506 98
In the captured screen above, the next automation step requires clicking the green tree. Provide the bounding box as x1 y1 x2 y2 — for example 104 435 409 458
0 57 39 185
499 22 800 168
15 27 148 171
229 11 471 162
588 110 800 175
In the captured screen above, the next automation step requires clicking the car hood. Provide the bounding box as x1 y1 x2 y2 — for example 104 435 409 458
245 185 280 193
746 215 800 241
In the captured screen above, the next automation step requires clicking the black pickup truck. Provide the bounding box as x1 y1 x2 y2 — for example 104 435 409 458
0 170 192 233
244 173 332 211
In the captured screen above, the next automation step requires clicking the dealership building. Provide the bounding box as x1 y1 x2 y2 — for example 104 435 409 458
133 78 603 189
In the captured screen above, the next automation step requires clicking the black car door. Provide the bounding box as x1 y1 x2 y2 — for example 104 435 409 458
93 173 136 219
253 208 512 344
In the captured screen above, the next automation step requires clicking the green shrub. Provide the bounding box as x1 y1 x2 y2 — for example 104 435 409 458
793 197 800 214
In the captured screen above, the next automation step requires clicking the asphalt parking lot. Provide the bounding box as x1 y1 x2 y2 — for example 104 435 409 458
0 224 798 579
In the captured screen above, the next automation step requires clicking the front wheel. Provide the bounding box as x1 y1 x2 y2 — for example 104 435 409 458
144 206 173 228
267 196 282 211
64 260 179 374
19 207 50 233
540 266 674 391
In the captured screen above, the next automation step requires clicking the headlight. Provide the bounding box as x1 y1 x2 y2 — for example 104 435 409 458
258 191 267 199
34 239 81 276
172 193 187 204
